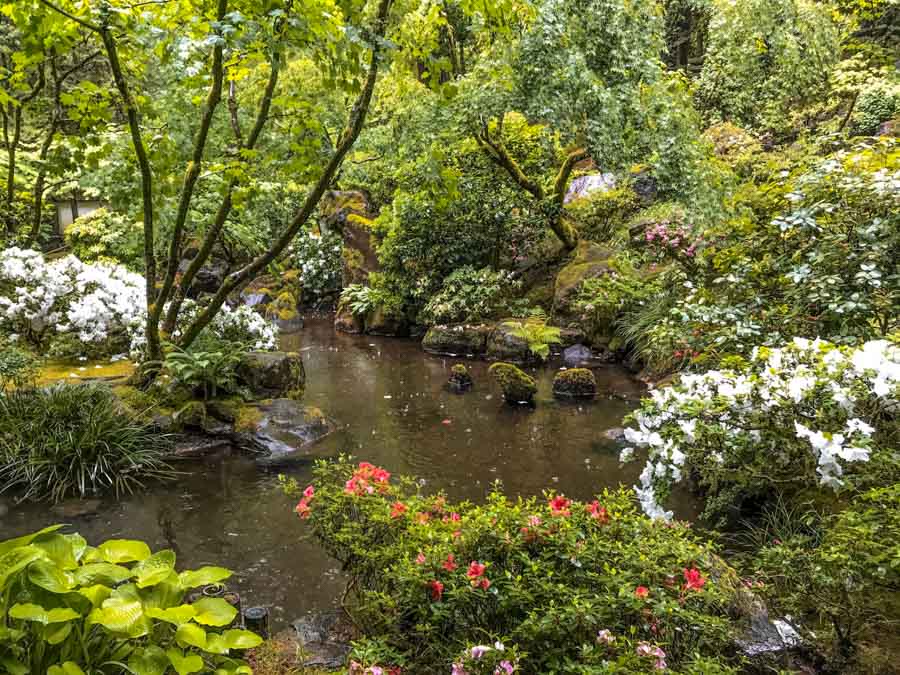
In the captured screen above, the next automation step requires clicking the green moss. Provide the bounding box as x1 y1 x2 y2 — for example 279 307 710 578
234 405 263 433
173 400 207 429
451 363 469 377
489 362 537 404
346 212 375 228
552 368 597 398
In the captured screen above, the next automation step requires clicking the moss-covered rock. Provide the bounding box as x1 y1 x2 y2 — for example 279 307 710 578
365 305 408 337
235 351 305 399
486 321 533 362
422 323 493 357
173 400 206 429
447 363 473 393
489 362 537 405
233 398 335 464
552 368 597 399
552 241 612 328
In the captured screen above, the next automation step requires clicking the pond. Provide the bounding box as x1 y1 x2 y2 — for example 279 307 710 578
0 316 692 631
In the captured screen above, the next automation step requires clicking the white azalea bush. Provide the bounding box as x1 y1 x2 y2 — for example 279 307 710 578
0 248 277 359
0 247 144 354
621 337 900 523
287 229 343 301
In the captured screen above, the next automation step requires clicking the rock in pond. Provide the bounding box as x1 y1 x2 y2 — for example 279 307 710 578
489 362 537 405
552 368 597 399
234 398 335 464
235 351 305 399
486 320 533 363
422 323 493 357
292 611 353 669
563 343 593 367
447 363 473 393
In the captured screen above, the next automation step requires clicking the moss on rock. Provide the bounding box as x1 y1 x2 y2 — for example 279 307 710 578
447 363 473 393
489 362 537 405
552 368 597 399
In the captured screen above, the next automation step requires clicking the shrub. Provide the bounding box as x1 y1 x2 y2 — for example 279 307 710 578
749 483 900 669
566 185 639 242
489 362 537 404
0 526 261 673
421 266 521 326
0 345 38 392
0 248 143 354
0 383 174 502
286 229 343 302
64 207 144 269
283 457 739 673
852 80 900 136
162 338 246 400
620 337 900 523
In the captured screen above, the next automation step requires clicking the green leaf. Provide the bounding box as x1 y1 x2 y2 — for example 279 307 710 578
74 562 133 587
34 534 84 569
0 658 28 675
47 663 86 675
133 549 176 588
129 646 169 675
146 604 196 625
175 622 208 649
0 545 45 589
9 603 80 624
0 525 63 556
191 597 237 627
219 629 263 650
28 559 74 593
166 649 204 675
78 584 113 607
88 595 145 635
178 566 231 589
44 621 73 645
97 539 151 563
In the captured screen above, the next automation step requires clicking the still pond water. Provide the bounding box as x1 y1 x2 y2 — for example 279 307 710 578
0 316 691 630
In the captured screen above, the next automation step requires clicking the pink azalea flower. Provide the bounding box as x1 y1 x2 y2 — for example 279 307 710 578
451 664 468 675
495 660 515 674
548 495 571 516
303 485 315 498
390 502 407 518
683 567 706 592
596 629 615 644
470 645 491 659
635 585 650 599
415 552 427 565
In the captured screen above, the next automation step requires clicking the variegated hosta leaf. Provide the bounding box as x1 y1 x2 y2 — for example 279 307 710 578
178 566 231 590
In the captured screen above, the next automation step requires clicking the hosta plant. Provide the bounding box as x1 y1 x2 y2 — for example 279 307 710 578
283 457 740 673
0 526 262 674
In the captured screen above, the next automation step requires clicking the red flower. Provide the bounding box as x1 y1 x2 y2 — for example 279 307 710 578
415 552 426 565
548 495 571 517
303 485 315 498
467 561 490 589
586 500 609 524
294 498 312 519
635 586 650 599
442 554 458 572
429 580 444 601
683 568 706 592
449 512 461 522
390 502 407 518
345 462 392 495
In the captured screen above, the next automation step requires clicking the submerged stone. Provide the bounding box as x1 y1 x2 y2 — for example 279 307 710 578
447 363 473 393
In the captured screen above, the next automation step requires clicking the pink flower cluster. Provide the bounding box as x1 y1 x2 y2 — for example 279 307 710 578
636 642 667 670
349 662 401 675
644 220 698 258
294 485 315 519
344 461 391 496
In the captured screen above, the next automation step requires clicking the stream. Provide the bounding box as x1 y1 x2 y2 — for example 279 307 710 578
0 315 695 631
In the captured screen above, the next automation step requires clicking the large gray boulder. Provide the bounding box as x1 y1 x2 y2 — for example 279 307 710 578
234 398 335 464
235 351 305 399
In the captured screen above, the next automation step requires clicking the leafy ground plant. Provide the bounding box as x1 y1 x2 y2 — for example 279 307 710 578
0 526 262 674
0 383 174 503
283 457 740 674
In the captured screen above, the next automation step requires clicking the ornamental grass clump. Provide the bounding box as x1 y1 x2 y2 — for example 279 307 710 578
283 457 740 673
621 337 900 523
0 383 174 502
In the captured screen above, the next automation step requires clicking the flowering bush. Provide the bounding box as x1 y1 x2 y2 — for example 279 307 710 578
0 248 277 359
421 266 521 326
0 247 144 353
286 229 343 302
621 337 900 523
64 207 144 269
283 457 741 673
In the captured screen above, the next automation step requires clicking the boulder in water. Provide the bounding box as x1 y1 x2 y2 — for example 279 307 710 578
489 362 537 405
234 399 335 464
552 368 597 399
447 363 473 393
563 343 593 367
235 351 305 399
486 321 533 363
422 323 492 357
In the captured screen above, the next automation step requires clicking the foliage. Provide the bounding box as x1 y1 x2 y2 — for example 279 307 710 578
0 346 38 392
852 79 900 136
505 320 561 361
566 186 639 243
0 525 261 673
162 339 246 401
421 266 520 326
695 0 841 133
284 457 739 674
340 284 380 319
749 483 900 668
285 230 343 303
64 208 144 270
621 337 900 523
0 383 174 502
0 248 143 354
